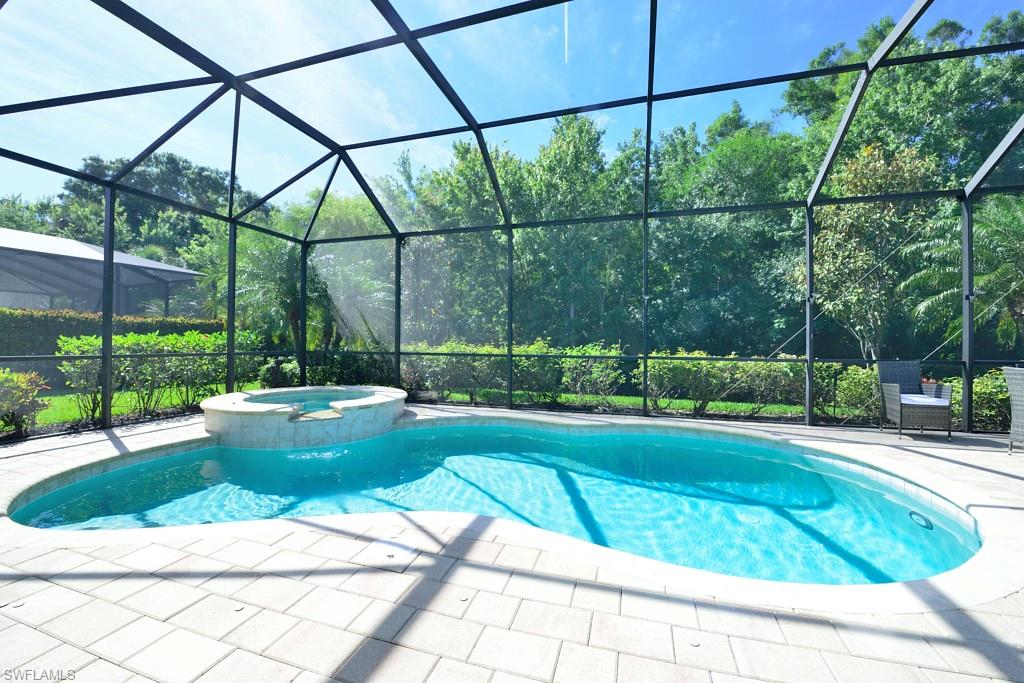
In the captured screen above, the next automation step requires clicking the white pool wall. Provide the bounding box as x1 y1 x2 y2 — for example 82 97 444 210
200 385 407 448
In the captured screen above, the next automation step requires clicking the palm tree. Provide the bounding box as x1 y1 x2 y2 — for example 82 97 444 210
901 194 1024 349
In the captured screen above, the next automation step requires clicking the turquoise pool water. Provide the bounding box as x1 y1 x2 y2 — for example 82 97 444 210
243 389 369 412
12 425 980 584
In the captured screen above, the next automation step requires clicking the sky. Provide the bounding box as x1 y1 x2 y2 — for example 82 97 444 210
0 0 1018 207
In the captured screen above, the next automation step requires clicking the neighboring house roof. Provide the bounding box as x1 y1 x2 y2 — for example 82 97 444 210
0 227 200 297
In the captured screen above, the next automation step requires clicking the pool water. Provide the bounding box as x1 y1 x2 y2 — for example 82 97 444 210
12 425 980 584
243 389 370 412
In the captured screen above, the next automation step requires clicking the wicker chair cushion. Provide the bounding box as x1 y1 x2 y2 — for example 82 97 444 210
900 394 949 407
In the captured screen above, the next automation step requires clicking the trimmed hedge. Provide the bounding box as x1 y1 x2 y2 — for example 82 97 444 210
0 307 223 356
642 351 804 417
345 341 1014 429
55 330 260 422
11 328 1013 432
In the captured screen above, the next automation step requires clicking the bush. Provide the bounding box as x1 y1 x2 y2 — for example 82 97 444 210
641 350 734 416
946 370 1010 431
259 357 300 388
0 307 222 356
0 369 48 436
641 352 687 413
55 336 103 423
55 330 260 423
811 362 842 417
403 341 505 404
560 343 624 409
308 353 395 387
512 339 562 405
972 370 1011 431
115 332 172 415
835 365 879 421
728 359 804 417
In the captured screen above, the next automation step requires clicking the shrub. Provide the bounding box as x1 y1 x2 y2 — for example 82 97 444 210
55 330 260 423
308 353 395 387
946 370 1010 432
512 339 562 405
403 341 505 404
165 331 225 406
972 370 1011 431
116 332 172 415
55 335 103 423
560 343 624 409
0 307 222 356
641 352 686 412
835 365 879 421
259 357 300 388
0 369 48 436
811 362 842 417
727 359 804 417
641 350 734 416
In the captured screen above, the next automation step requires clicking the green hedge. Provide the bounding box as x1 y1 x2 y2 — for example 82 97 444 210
0 307 223 356
10 328 1014 432
642 350 804 417
334 341 1015 429
55 330 260 422
396 340 630 408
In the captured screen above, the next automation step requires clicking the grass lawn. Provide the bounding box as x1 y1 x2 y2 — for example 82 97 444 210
446 388 877 420
445 389 813 417
34 382 261 426
15 382 874 437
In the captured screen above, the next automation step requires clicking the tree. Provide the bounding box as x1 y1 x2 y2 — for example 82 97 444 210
648 210 802 355
812 145 941 359
901 194 1024 355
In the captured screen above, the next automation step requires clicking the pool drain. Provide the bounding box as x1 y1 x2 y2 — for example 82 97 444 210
909 510 934 530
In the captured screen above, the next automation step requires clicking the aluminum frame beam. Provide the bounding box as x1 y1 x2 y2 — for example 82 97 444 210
226 91 241 392
0 76 219 116
964 111 1024 198
111 84 231 183
371 0 511 226
806 0 934 206
100 186 115 428
235 0 569 83
961 197 975 431
302 156 343 243
235 151 335 221
89 0 401 237
305 188 961 246
640 0 658 416
0 0 1012 241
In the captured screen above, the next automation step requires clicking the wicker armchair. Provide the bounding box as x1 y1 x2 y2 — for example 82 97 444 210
877 360 952 441
1004 367 1024 454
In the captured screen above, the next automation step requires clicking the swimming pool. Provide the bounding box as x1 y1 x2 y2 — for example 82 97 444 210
243 388 371 412
11 424 980 585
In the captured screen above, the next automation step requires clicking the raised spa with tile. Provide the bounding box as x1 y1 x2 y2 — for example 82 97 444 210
199 385 407 448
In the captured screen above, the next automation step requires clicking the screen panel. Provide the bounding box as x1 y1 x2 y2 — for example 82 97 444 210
401 230 508 348
309 239 395 353
419 0 649 122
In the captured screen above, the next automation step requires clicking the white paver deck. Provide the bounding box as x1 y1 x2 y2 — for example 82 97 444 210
1 407 1023 682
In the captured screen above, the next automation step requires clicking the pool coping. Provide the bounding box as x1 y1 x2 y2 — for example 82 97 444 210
199 385 407 416
0 406 1020 615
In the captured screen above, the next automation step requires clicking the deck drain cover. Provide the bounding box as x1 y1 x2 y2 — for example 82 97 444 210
909 511 934 530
